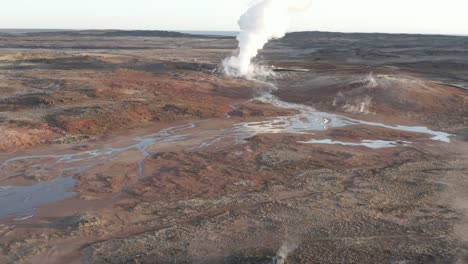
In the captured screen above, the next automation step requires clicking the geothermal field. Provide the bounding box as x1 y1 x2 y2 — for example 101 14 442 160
0 24 468 264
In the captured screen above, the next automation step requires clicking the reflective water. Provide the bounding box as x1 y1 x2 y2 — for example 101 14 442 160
0 90 452 219
0 124 194 219
254 93 452 143
299 139 410 149
0 177 75 219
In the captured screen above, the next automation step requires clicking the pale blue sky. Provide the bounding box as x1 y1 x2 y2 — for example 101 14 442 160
2 0 467 35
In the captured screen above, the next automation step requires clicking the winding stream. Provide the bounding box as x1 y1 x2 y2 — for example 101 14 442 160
0 89 452 219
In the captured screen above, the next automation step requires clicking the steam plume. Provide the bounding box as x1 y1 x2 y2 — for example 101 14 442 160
223 0 312 77
273 234 301 263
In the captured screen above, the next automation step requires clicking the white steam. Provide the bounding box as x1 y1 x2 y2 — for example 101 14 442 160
223 0 312 78
273 234 301 263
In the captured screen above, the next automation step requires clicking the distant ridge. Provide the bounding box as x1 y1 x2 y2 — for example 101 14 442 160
179 30 239 37
283 30 468 39
16 29 235 39
0 29 73 34
1 29 465 38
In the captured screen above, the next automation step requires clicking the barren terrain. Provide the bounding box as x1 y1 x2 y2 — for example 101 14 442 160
0 30 467 264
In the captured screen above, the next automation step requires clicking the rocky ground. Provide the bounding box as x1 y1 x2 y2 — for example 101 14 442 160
0 30 467 264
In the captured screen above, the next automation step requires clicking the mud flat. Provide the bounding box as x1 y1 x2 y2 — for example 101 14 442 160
0 30 467 264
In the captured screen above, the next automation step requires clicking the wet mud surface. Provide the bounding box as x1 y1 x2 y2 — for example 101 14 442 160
0 30 467 263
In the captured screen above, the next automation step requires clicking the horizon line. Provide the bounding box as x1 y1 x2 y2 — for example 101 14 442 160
0 28 466 37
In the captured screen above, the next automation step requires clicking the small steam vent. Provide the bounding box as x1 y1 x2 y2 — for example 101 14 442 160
272 255 286 264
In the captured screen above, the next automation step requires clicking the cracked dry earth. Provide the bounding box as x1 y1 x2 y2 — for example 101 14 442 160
0 31 467 264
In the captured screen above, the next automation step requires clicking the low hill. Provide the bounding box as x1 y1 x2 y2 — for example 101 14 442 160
21 29 234 39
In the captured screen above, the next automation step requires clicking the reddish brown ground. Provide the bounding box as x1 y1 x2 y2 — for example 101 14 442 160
273 62 467 129
0 32 467 264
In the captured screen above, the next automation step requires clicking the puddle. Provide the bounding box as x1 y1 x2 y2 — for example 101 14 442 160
0 124 196 219
0 177 75 219
254 93 452 143
298 139 409 149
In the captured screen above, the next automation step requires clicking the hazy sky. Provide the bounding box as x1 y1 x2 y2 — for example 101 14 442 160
2 0 467 35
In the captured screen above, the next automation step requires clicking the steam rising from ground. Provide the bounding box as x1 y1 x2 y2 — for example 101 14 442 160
223 0 312 78
273 234 301 263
